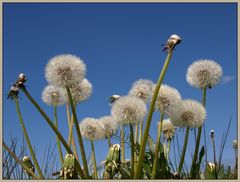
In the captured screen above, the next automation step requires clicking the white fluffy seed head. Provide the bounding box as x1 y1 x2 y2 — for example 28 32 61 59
155 84 182 115
79 118 104 141
170 99 206 128
99 115 119 138
186 59 223 89
111 96 147 125
160 119 175 141
68 78 92 103
128 79 154 103
42 85 67 106
45 54 86 87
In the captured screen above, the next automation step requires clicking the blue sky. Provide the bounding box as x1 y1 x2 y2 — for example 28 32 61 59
3 3 237 173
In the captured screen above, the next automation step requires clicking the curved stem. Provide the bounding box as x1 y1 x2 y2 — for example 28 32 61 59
20 86 85 179
134 48 173 179
177 127 190 175
54 106 64 166
66 86 89 178
190 87 207 178
120 125 125 162
15 99 44 179
151 113 164 179
3 141 41 180
129 123 135 178
91 140 98 179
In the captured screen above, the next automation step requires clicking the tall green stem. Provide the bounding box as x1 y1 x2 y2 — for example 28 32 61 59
54 106 64 166
66 86 89 178
15 99 44 179
177 127 190 175
211 136 218 179
151 113 164 179
190 88 207 178
165 139 171 160
91 140 98 179
107 136 111 148
134 48 173 179
139 121 143 144
129 123 135 178
20 86 85 179
3 141 41 180
120 125 125 162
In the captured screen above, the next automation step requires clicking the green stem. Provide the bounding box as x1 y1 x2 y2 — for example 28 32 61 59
139 121 143 144
66 86 89 178
177 127 190 175
190 87 207 178
15 99 44 179
54 106 64 166
107 136 111 149
20 86 85 179
129 123 135 179
3 141 41 180
91 140 98 179
120 125 125 162
212 137 218 179
134 48 173 179
151 113 164 179
166 139 171 161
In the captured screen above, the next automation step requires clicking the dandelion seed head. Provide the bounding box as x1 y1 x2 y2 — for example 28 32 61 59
42 85 67 106
160 119 175 141
170 99 206 128
79 117 103 141
111 96 147 125
186 60 223 89
155 84 182 115
128 79 154 103
99 115 118 138
45 54 86 87
68 78 92 103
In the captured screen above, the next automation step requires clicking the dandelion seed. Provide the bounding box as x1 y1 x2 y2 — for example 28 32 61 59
128 79 154 103
45 54 86 87
79 118 103 141
68 78 92 103
111 96 147 125
99 115 118 138
170 99 206 128
186 60 223 89
42 85 67 106
155 84 181 115
160 119 175 141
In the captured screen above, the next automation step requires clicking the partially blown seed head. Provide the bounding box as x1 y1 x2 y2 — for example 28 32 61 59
45 54 86 87
186 60 223 89
99 115 118 138
128 79 154 103
160 119 175 141
111 96 147 125
42 85 67 106
79 118 103 141
155 84 182 115
170 99 206 128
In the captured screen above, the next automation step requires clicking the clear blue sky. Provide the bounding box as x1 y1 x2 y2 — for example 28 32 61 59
3 3 237 172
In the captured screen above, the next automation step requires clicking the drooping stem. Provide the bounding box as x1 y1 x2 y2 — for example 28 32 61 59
54 106 64 166
91 140 98 179
151 113 164 179
135 48 173 179
120 125 125 162
15 99 44 179
177 127 190 175
129 123 135 179
190 87 207 178
20 86 85 179
66 86 89 178
3 141 41 180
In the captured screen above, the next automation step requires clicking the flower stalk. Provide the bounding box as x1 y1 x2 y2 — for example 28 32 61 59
129 123 135 178
120 125 125 162
91 140 98 179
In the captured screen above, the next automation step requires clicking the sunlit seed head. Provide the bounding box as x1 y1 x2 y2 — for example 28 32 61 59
111 96 147 125
170 99 206 128
79 117 104 141
232 139 238 150
160 119 175 141
42 85 67 106
18 73 27 84
99 115 118 138
168 34 182 46
22 156 30 162
128 79 154 103
45 54 86 87
68 78 92 103
210 129 215 138
155 84 182 115
186 59 223 89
